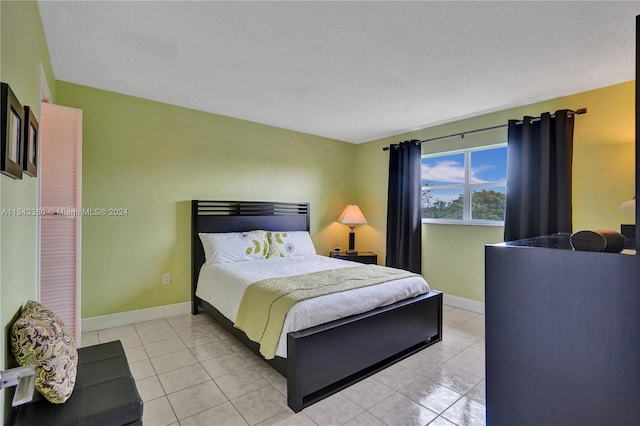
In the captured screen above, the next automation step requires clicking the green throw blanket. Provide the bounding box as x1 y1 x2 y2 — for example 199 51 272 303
234 264 418 359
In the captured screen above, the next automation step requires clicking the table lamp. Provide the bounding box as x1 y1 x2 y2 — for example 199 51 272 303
338 204 367 255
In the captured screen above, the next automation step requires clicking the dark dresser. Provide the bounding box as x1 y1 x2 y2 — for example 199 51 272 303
485 233 640 425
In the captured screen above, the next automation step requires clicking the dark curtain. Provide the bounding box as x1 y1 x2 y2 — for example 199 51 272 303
386 140 422 273
504 110 574 242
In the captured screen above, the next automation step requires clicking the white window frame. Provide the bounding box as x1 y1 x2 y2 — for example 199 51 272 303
421 143 507 226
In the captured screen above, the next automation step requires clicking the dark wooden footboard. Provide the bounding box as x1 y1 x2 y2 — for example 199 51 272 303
286 290 442 412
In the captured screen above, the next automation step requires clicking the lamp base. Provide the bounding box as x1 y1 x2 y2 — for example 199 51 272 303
348 231 356 253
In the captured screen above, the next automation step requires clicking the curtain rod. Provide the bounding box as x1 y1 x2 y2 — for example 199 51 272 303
382 108 587 151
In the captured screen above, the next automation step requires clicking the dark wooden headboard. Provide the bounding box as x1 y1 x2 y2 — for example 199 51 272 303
191 200 310 313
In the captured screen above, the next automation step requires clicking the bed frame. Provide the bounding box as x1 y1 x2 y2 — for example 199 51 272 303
191 200 443 412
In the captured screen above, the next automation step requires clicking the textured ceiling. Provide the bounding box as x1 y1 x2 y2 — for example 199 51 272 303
38 1 640 143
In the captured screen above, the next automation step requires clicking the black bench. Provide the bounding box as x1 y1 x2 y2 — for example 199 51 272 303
12 340 143 426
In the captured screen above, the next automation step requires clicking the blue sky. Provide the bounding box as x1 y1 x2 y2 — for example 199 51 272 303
421 146 507 186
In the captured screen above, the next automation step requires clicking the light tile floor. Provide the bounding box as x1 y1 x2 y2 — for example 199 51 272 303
81 305 485 426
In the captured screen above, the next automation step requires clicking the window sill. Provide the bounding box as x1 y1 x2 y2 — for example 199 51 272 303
422 219 505 227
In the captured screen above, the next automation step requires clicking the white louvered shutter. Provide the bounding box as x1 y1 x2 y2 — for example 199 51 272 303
39 103 82 343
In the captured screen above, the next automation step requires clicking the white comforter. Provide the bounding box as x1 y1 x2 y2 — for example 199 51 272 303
196 255 430 358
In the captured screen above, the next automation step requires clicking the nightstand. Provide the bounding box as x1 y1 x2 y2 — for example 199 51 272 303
330 251 377 265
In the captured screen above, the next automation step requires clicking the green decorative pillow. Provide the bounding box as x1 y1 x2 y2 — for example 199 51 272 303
199 230 270 264
267 231 317 258
10 300 78 404
266 231 290 258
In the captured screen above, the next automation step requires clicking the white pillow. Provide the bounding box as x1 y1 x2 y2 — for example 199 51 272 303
199 231 269 264
267 231 317 258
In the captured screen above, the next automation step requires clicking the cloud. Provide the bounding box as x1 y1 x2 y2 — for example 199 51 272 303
422 160 464 183
471 164 494 183
422 159 494 184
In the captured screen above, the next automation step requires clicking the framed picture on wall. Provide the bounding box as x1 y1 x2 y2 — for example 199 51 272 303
23 106 38 177
1 82 24 179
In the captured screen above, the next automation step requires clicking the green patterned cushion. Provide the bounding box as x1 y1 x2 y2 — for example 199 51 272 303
266 231 317 258
10 300 78 404
199 230 270 264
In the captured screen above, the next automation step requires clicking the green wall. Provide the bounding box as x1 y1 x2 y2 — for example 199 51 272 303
56 82 356 318
0 1 56 422
354 81 635 302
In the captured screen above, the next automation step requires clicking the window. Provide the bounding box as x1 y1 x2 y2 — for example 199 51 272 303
421 145 507 224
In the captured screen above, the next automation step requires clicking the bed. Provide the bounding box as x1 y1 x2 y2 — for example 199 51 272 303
191 200 443 412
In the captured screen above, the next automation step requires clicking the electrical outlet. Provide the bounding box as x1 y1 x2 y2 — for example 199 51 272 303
163 273 171 285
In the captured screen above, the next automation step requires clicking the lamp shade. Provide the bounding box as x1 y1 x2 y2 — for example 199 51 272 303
619 198 636 215
338 204 367 225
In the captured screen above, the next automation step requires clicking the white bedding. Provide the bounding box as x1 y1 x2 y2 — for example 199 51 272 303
196 255 430 358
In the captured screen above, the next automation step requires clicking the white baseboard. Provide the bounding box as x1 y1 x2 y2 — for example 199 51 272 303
81 302 191 332
443 293 485 314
